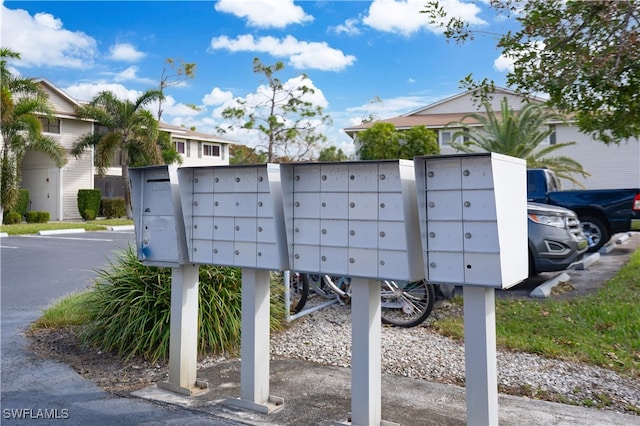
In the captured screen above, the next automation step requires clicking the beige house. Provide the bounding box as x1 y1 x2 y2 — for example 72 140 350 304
344 88 640 190
18 80 232 221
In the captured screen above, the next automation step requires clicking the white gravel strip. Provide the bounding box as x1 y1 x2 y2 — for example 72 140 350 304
269 302 640 415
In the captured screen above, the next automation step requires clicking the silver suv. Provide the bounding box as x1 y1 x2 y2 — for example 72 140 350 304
527 202 588 276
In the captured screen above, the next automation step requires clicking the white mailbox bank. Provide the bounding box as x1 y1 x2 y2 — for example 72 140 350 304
129 165 204 396
177 164 288 413
415 153 528 425
281 160 424 426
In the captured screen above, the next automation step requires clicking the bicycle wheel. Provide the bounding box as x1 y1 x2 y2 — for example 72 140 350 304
380 279 435 327
289 272 309 314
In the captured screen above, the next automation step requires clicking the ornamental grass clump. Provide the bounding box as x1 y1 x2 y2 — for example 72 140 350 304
81 245 285 363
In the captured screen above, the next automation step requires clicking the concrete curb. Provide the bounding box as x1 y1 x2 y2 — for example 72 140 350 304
107 225 134 231
616 232 632 244
0 232 8 238
530 272 571 298
38 228 86 236
572 252 601 271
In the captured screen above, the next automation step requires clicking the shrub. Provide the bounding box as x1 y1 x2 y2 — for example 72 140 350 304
84 209 96 221
101 198 126 218
3 211 22 225
15 189 29 217
78 189 101 220
81 246 285 362
25 211 49 223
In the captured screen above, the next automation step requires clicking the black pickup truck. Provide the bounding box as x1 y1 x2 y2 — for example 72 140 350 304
527 168 640 252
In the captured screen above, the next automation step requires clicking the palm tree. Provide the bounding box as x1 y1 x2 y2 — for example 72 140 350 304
1 48 67 216
447 97 589 187
71 90 163 218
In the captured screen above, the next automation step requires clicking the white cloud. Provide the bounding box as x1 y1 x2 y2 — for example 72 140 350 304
63 82 143 103
202 87 235 106
214 0 313 28
210 34 356 71
493 54 513 72
108 43 145 62
1 5 97 68
363 0 486 37
110 66 156 85
330 18 362 36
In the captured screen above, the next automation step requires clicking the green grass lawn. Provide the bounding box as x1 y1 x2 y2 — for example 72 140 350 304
433 248 640 378
0 219 133 235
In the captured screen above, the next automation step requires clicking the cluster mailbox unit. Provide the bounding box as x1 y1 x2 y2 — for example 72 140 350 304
279 159 423 281
177 164 288 271
414 153 528 288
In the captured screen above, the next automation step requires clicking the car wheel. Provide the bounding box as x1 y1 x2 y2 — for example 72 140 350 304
580 215 610 253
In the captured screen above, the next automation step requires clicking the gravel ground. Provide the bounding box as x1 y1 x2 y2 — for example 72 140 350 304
268 299 640 416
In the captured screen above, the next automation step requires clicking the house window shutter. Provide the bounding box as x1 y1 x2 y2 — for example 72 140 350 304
187 141 191 157
198 142 202 158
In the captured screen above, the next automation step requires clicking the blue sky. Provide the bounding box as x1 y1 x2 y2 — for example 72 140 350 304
1 0 517 157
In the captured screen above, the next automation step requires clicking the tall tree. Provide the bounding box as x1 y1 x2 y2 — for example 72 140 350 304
357 122 439 160
71 90 163 218
219 57 331 162
229 144 268 165
424 0 640 145
1 48 66 216
447 97 589 186
318 145 349 161
157 58 197 121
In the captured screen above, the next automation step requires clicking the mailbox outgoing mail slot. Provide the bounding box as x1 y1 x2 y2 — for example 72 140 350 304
280 160 424 281
129 165 188 267
414 153 528 289
177 164 289 271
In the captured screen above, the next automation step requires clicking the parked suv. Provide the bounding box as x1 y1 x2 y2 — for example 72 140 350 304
527 202 589 276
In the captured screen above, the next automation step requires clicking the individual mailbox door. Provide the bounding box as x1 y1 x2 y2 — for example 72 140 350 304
461 156 493 189
462 222 499 253
234 217 257 242
378 221 407 250
378 162 403 192
234 193 258 217
293 218 320 245
348 220 378 248
320 246 348 275
192 170 214 193
257 218 276 243
424 159 462 190
293 165 321 192
191 239 213 264
426 251 465 283
130 165 187 267
213 216 234 240
425 221 464 252
192 193 214 217
320 192 348 219
235 168 257 192
378 192 404 221
212 241 234 265
213 194 236 216
293 192 320 218
461 190 497 221
292 245 320 272
348 192 378 220
320 219 348 247
348 163 378 192
320 165 349 192
234 241 257 267
426 191 463 221
348 247 379 277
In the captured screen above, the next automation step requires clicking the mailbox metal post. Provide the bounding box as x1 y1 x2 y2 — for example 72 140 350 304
463 286 498 426
158 264 203 395
225 268 284 413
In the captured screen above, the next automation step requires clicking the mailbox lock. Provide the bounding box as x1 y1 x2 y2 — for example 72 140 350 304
234 250 240 255
214 225 218 230
430 262 437 268
214 201 219 206
350 202 355 208
321 202 326 207
428 201 435 208
350 175 355 180
466 264 472 269
235 225 240 231
321 175 327 181
194 178 199 183
427 171 434 178
213 249 218 254
258 201 263 207
295 201 300 207
380 260 385 266
465 232 472 239
193 247 197 252
194 201 199 206
194 224 198 229
321 256 327 261
380 203 385 208
295 227 299 233
235 202 239 207
257 226 263 232
258 252 262 257
321 228 327 234
258 176 263 182
379 231 385 237
350 230 355 236
295 175 300 181
429 232 436 238
463 169 470 177
349 258 355 263
464 201 471 208
215 177 219 183
235 177 240 182
294 254 300 259
379 174 386 180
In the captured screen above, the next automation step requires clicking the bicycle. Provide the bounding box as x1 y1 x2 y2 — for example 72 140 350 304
290 273 435 328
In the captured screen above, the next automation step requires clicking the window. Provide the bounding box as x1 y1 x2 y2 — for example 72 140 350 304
94 123 109 135
39 117 61 134
175 141 186 154
203 143 220 157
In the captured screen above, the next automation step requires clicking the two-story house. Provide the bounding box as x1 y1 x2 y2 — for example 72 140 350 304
18 80 233 221
344 87 640 190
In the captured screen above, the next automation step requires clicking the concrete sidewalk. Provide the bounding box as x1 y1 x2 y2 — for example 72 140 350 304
133 358 640 426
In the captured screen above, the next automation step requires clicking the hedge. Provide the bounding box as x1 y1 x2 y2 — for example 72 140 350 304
78 189 101 221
